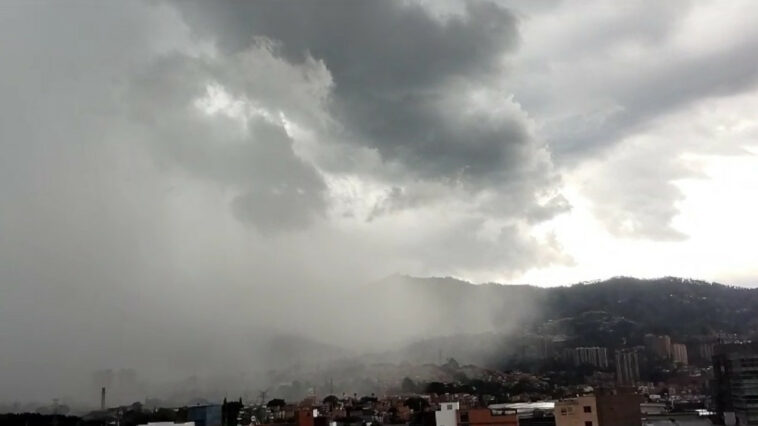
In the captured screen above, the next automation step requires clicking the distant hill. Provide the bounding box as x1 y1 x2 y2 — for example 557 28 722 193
257 276 758 395
542 276 758 339
370 275 758 351
365 274 543 337
262 276 758 382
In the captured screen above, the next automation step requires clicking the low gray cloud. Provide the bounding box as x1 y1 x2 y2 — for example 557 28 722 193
127 52 329 232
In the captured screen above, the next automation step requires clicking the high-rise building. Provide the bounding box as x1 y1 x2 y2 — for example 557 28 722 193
644 334 672 359
713 342 758 425
570 347 609 369
672 343 688 365
615 349 640 386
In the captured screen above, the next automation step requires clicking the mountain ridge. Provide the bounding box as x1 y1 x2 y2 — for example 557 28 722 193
373 274 758 340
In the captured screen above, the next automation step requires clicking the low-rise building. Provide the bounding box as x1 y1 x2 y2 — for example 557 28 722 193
460 407 518 426
555 390 642 426
554 395 598 426
492 402 555 426
435 402 460 426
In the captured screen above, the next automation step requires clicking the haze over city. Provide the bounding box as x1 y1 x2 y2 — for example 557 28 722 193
2 0 758 414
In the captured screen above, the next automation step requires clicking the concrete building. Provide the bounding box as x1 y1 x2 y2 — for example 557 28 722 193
644 334 672 359
713 342 758 425
615 349 640 386
435 402 460 426
554 395 598 426
460 408 519 426
672 343 689 365
555 391 641 426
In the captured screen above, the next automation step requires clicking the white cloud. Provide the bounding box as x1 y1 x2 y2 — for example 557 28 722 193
517 89 758 286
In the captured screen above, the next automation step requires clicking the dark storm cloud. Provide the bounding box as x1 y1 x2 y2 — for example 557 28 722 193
175 0 517 90
171 0 545 185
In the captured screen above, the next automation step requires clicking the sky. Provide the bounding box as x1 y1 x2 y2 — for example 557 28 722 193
1 0 758 403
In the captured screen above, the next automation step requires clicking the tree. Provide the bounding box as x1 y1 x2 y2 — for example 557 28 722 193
323 395 339 408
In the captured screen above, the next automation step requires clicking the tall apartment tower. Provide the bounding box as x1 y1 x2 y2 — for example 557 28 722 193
672 343 689 365
615 349 640 386
572 347 609 369
713 342 758 425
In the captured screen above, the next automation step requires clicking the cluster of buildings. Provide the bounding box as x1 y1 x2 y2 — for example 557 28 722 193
224 390 643 426
556 334 720 388
14 336 758 426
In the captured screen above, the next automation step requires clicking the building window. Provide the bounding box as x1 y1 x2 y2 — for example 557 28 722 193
447 404 453 410
585 422 593 426
584 406 592 413
560 409 567 415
